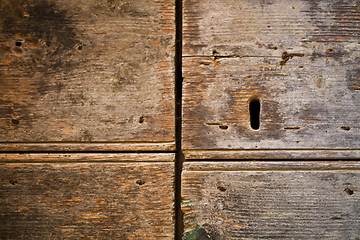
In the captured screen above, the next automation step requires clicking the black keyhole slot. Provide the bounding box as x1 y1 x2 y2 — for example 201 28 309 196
249 97 260 130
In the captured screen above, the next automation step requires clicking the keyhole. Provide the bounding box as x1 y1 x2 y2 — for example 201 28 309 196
249 98 260 130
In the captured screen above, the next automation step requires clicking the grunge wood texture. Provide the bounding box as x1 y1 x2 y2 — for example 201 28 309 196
0 153 174 239
182 161 360 239
0 0 175 151
182 0 360 158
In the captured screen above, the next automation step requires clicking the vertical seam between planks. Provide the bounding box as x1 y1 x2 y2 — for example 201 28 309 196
174 0 184 237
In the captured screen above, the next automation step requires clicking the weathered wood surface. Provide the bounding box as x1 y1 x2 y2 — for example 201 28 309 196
0 153 174 162
0 142 175 152
185 150 360 160
182 0 360 158
0 153 174 239
182 161 360 239
0 0 175 151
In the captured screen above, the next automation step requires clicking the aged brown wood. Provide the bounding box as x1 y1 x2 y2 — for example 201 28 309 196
182 0 360 158
0 153 174 239
0 0 175 151
0 153 174 162
0 142 175 152
182 161 360 239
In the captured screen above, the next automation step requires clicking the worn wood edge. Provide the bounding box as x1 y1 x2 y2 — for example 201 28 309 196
0 153 175 163
0 142 175 152
183 161 360 172
184 150 360 160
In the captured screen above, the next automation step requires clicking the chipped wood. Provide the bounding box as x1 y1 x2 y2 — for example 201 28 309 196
182 0 360 158
182 161 360 239
0 0 175 151
0 154 175 239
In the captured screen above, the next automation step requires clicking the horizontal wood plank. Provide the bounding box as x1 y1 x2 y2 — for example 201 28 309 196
184 150 360 160
0 153 175 163
0 154 174 239
0 0 175 150
182 161 360 239
0 142 175 152
182 0 360 157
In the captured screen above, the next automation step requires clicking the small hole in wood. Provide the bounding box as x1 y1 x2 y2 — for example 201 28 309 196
11 119 19 125
9 180 18 185
344 188 354 195
341 126 350 131
327 48 334 53
15 41 22 47
139 116 145 123
78 45 83 50
219 125 228 130
249 98 260 130
217 186 226 192
136 180 145 185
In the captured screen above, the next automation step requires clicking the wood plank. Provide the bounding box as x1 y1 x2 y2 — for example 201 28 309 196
182 161 360 239
0 153 174 163
0 0 175 151
0 154 174 239
184 150 360 160
182 0 360 158
0 142 175 152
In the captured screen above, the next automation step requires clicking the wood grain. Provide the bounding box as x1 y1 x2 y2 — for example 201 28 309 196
182 0 360 158
0 154 175 239
184 150 360 160
182 161 360 239
0 153 175 163
0 0 175 151
0 142 175 152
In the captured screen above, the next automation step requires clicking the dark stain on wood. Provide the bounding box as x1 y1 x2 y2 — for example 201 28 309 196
1 0 83 71
0 0 175 149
